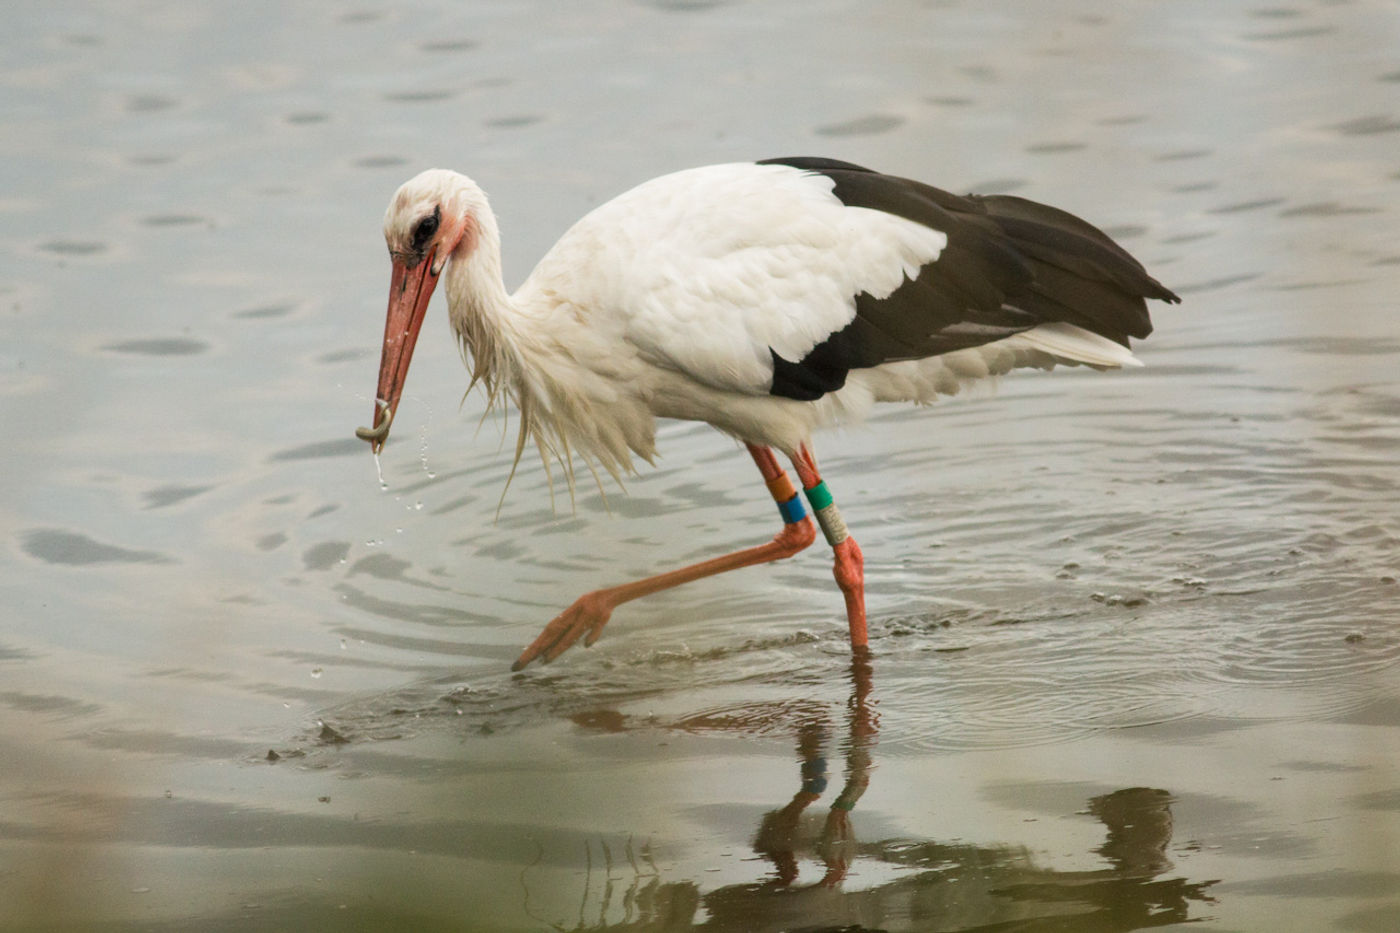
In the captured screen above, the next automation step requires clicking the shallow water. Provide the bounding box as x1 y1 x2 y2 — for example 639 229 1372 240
4 1 1400 930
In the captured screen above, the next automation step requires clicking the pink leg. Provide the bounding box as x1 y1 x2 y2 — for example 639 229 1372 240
512 444 816 670
791 444 868 650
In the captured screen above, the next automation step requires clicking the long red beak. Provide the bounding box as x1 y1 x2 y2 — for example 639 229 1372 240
355 248 439 453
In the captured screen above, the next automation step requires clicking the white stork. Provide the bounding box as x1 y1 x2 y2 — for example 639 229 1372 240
356 157 1179 670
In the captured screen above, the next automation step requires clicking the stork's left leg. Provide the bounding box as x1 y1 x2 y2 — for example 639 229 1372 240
511 444 816 670
792 444 868 650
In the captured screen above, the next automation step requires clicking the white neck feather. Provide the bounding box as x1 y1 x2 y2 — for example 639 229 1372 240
442 204 627 500
443 205 512 393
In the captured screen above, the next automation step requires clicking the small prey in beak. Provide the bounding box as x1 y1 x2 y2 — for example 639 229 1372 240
355 399 394 452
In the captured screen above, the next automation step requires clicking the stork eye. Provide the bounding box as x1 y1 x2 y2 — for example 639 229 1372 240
412 207 440 251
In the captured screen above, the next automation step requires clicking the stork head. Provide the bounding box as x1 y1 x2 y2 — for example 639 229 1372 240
357 170 486 453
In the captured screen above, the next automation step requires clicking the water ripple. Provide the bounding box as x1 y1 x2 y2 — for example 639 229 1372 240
21 529 173 566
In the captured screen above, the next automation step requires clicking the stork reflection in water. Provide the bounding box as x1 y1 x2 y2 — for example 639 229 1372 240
554 657 1213 927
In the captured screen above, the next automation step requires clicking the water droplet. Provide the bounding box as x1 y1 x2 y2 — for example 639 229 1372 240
408 397 435 477
373 452 387 489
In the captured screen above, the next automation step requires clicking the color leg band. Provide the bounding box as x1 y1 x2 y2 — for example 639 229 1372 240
777 494 806 524
803 481 849 546
813 503 849 546
765 472 798 503
804 480 833 511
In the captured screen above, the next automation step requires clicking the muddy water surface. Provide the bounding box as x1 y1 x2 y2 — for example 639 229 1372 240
3 1 1399 930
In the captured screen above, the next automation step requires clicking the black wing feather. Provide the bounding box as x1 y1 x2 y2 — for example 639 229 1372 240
757 156 1180 401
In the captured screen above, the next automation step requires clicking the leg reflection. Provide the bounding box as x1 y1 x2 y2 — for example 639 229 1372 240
754 650 878 888
753 720 827 885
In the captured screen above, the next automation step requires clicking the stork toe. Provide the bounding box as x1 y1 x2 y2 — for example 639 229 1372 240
512 591 616 670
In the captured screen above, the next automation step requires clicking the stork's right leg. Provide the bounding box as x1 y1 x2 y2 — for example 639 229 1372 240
511 444 816 669
791 444 868 651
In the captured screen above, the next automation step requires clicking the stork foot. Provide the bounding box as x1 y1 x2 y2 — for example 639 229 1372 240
832 537 867 650
512 591 616 670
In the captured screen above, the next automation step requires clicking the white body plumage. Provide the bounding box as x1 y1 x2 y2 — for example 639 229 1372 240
417 162 1141 477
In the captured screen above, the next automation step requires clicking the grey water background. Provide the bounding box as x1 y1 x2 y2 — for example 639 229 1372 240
4 1 1399 929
